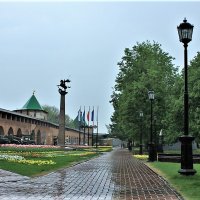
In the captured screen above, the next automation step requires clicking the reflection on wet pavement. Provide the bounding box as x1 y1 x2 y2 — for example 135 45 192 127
0 149 182 200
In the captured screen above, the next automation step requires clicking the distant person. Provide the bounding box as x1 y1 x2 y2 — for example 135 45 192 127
53 137 57 146
128 140 132 151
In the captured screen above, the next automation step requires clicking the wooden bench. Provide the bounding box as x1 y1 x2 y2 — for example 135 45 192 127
157 153 200 163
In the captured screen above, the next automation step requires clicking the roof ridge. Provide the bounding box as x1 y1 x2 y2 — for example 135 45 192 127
22 94 44 111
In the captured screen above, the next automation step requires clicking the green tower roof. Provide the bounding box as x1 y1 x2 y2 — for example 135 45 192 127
22 94 44 111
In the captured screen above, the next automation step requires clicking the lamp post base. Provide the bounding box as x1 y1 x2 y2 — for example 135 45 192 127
157 144 164 153
178 168 196 175
148 143 157 162
178 135 196 176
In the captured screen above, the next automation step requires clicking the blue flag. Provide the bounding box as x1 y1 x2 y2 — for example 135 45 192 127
78 109 82 122
82 110 85 122
91 109 94 121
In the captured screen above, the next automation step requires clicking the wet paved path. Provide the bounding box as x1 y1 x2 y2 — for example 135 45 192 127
0 148 183 200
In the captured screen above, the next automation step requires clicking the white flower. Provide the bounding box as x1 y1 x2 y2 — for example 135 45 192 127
0 154 25 161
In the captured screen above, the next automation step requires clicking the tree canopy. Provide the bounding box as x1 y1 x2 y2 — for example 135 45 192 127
43 105 75 129
110 41 190 145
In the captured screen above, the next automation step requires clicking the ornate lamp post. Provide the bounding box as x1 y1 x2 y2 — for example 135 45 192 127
148 90 156 161
154 116 158 151
57 79 71 147
177 18 196 175
159 129 164 153
139 111 143 155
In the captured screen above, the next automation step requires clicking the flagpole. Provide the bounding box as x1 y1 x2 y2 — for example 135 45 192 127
78 106 81 145
84 125 85 145
92 106 94 146
96 106 99 149
87 106 90 146
83 106 85 145
92 126 94 147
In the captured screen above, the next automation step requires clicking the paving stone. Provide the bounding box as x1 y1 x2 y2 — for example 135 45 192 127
0 149 183 199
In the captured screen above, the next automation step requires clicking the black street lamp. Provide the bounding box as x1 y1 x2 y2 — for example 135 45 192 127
159 129 164 153
148 90 157 161
154 116 158 149
139 111 143 155
177 18 196 175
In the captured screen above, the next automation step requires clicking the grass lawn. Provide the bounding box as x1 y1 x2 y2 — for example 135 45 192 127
0 145 111 177
148 162 200 200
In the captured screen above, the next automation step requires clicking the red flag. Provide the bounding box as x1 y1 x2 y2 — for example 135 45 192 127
87 110 90 121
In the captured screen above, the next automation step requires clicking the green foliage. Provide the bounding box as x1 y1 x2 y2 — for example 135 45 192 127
133 154 148 160
43 105 59 123
162 75 184 143
149 162 200 200
96 146 113 152
110 41 200 145
0 148 98 177
0 146 61 153
110 41 179 144
75 146 113 152
43 104 75 128
188 52 200 143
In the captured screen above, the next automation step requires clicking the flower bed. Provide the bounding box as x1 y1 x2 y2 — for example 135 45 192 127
0 145 100 176
0 154 24 161
14 159 55 165
0 153 55 165
68 152 96 156
134 154 148 160
0 144 60 149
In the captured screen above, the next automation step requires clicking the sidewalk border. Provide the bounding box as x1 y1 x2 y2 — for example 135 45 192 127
144 162 184 200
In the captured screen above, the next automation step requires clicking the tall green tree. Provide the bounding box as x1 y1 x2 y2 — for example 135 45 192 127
161 75 184 143
43 105 75 128
110 41 178 144
188 52 200 144
159 52 200 144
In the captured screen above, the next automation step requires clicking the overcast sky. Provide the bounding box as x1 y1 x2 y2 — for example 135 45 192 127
0 1 200 133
